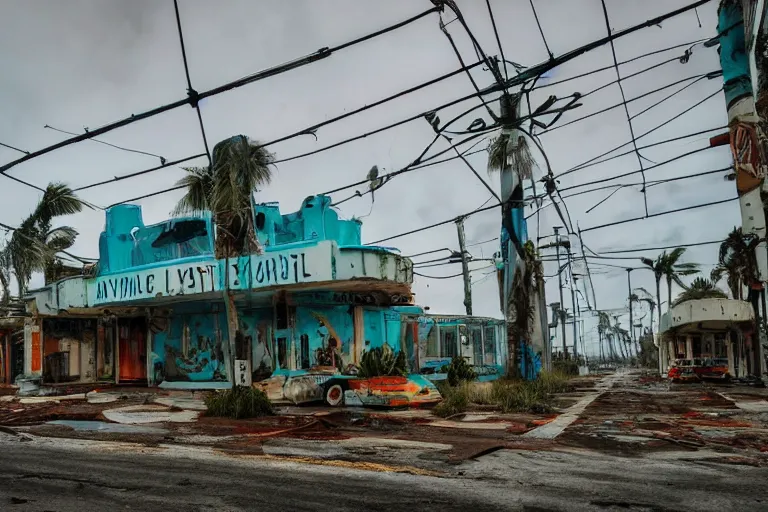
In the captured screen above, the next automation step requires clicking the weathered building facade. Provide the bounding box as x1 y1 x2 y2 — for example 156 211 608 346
21 195 508 400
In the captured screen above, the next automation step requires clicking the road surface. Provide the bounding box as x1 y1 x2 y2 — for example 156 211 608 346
0 435 766 511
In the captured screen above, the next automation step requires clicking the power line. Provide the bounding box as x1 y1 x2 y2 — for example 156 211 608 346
531 38 708 92
559 85 723 176
554 125 727 177
540 72 717 136
43 125 166 163
603 0 655 217
580 196 738 234
560 146 723 193
173 0 212 166
589 239 725 255
481 0 712 97
369 201 502 245
485 0 508 79
0 6 441 175
529 0 553 59
74 153 206 192
0 141 29 155
414 264 493 280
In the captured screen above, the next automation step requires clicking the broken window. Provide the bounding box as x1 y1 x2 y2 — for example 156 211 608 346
277 337 288 369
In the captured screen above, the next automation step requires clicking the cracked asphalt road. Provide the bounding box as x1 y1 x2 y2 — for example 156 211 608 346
1 436 767 512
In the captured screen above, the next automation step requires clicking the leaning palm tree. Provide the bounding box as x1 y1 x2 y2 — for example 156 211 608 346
711 227 759 300
640 248 699 328
8 182 84 295
173 135 275 258
672 277 727 306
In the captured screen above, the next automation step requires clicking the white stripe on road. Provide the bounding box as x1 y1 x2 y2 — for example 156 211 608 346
523 372 623 440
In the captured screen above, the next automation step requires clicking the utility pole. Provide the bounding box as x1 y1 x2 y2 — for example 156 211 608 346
627 269 634 360
553 227 568 357
455 217 472 316
565 244 579 359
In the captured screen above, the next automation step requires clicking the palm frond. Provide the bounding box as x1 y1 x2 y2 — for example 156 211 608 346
639 257 655 268
45 226 78 253
33 183 84 231
172 166 214 216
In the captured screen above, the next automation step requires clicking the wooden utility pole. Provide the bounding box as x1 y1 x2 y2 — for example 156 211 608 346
456 217 472 316
627 268 634 359
553 227 568 357
565 244 579 359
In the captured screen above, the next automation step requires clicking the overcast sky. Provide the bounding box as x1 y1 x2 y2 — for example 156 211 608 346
0 1 736 356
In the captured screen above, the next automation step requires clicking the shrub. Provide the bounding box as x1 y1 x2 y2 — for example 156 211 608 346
357 344 408 378
553 360 579 376
205 386 273 419
537 370 572 395
433 383 470 417
442 356 477 386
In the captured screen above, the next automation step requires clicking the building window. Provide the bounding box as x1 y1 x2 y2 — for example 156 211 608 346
471 327 483 365
440 326 457 359
426 326 439 357
483 326 496 365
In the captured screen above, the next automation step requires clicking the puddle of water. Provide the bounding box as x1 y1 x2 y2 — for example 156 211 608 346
47 420 168 434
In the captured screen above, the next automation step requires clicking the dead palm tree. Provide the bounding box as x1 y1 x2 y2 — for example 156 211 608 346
173 135 275 258
640 248 699 328
710 227 759 300
7 182 84 295
672 277 727 306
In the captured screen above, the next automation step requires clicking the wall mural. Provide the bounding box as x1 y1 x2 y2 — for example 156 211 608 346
152 310 227 383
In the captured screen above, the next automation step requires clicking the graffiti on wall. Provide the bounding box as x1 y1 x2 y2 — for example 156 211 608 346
228 242 333 289
91 263 218 304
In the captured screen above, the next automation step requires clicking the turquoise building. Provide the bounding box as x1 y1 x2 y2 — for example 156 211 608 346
22 195 506 399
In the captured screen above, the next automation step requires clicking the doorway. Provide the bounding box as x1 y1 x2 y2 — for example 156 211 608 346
118 317 147 383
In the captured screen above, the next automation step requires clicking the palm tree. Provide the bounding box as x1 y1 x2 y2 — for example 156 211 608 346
7 183 83 296
710 227 759 300
173 135 275 258
640 248 699 329
634 287 656 334
672 277 727 306
597 311 611 362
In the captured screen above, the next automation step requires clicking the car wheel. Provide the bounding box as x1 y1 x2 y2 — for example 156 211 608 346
325 383 344 407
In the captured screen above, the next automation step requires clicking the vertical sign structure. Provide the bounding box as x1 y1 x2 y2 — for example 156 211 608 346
719 0 768 380
744 0 768 377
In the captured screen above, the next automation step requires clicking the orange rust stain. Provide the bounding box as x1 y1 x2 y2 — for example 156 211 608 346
30 330 41 373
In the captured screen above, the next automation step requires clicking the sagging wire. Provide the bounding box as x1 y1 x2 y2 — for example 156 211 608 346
0 6 443 174
173 0 212 166
43 125 167 164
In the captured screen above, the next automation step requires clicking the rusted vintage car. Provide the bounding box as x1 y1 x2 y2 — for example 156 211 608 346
668 358 730 382
255 370 441 407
